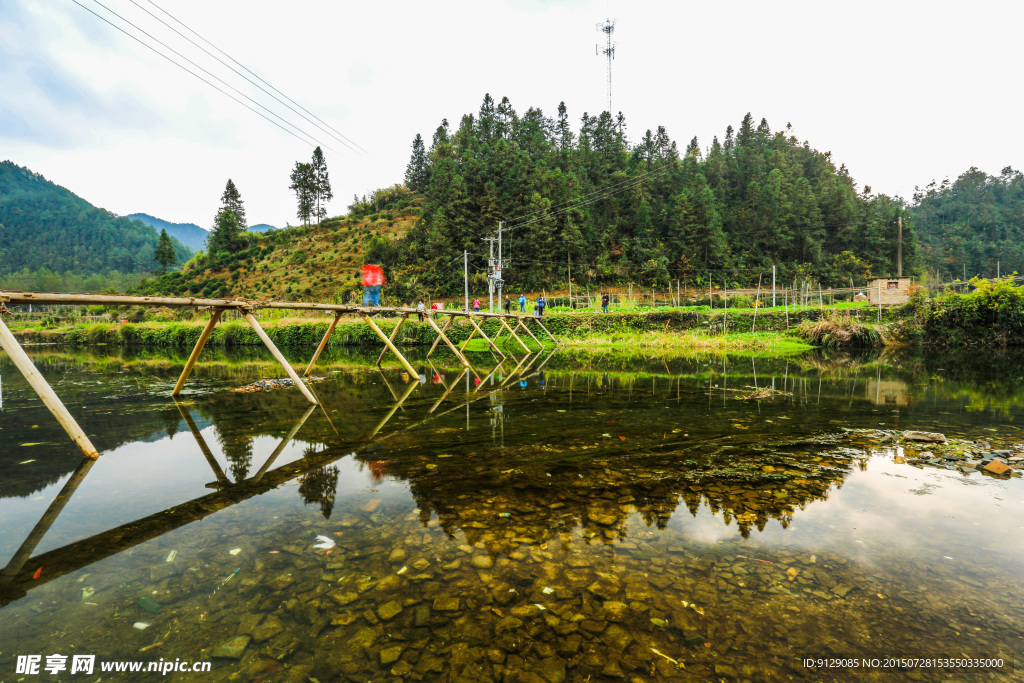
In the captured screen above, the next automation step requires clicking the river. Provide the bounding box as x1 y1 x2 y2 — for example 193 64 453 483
0 345 1021 681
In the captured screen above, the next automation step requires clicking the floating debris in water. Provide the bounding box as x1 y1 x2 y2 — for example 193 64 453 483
139 642 163 652
313 535 336 549
165 550 177 563
19 459 35 464
133 622 150 630
81 587 95 601
232 377 326 393
136 597 162 614
228 547 241 556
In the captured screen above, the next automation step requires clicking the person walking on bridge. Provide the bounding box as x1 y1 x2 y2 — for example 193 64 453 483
503 295 511 314
518 294 526 312
473 298 481 312
537 295 546 316
361 261 386 307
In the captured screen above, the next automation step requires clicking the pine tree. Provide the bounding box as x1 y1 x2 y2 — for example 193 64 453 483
153 228 176 274
405 134 429 191
311 147 332 224
208 209 242 256
219 179 246 230
289 162 315 225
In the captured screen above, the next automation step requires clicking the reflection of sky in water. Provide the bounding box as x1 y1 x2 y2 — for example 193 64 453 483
663 454 1024 575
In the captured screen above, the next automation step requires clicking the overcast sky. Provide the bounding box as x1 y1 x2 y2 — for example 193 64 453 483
2 0 1021 231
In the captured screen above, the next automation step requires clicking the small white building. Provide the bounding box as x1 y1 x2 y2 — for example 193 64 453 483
866 277 912 304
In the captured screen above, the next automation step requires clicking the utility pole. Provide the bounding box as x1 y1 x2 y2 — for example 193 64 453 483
595 19 616 114
496 222 506 308
772 265 776 307
897 215 903 278
464 250 469 312
484 235 497 313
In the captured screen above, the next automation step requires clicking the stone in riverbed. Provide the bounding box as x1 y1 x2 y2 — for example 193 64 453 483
471 555 494 569
252 615 284 642
377 601 403 621
211 635 250 659
379 645 404 665
432 597 460 611
982 460 1011 475
903 431 946 443
587 510 617 527
536 656 567 683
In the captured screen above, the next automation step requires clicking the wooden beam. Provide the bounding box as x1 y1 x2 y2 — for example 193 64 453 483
304 311 343 376
242 311 317 404
467 316 506 359
174 399 229 486
516 319 543 347
499 317 531 353
376 313 409 366
428 368 468 414
531 317 558 344
250 404 316 483
424 314 471 367
369 374 419 437
173 308 222 396
362 313 419 379
0 316 99 459
0 456 96 586
426 315 454 357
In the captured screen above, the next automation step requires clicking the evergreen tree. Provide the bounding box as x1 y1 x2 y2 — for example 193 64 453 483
208 209 243 255
153 228 177 274
219 179 246 230
289 162 315 225
311 147 332 224
405 133 429 191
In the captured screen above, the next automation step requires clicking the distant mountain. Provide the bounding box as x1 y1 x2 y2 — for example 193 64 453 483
128 213 209 252
249 223 278 233
0 161 192 276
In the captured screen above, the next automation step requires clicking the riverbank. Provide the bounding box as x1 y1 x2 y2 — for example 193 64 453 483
7 304 889 352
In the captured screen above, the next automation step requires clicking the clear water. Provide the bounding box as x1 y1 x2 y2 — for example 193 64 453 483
0 346 1022 681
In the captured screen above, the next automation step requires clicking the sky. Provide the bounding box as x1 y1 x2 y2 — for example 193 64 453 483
1 0 1021 231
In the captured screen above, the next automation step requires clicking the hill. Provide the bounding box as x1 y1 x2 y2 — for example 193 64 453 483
249 223 279 233
910 166 1024 281
132 193 421 303
0 161 192 277
128 213 209 252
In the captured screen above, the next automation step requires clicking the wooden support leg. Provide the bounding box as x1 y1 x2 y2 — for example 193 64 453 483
250 404 316 483
174 399 229 486
243 311 317 404
427 315 454 357
362 314 419 379
304 311 342 376
0 456 96 585
425 314 471 367
429 368 468 414
369 374 419 437
500 317 531 353
458 319 479 352
0 316 99 459
516 319 543 347
173 308 223 395
376 314 409 366
531 317 558 344
500 351 535 387
468 316 506 359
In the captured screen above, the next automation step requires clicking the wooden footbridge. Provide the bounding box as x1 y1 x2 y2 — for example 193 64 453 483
0 290 557 461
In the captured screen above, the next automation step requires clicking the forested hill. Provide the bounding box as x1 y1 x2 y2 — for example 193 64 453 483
372 95 920 294
0 161 191 276
911 167 1024 281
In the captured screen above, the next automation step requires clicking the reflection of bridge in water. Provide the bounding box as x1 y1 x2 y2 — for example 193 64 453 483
0 346 870 609
0 344 558 607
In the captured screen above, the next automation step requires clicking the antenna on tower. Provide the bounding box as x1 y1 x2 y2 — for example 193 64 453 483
595 19 615 114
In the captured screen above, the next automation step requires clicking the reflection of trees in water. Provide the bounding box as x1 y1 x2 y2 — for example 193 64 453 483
220 435 253 481
298 458 339 519
375 438 858 549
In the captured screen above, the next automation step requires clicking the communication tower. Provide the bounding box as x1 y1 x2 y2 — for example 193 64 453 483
595 19 616 114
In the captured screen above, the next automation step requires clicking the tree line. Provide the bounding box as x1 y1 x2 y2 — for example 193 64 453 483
366 95 921 294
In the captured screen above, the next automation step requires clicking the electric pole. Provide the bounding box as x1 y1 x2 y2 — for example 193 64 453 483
484 235 498 313
464 249 469 312
897 215 903 278
595 19 616 114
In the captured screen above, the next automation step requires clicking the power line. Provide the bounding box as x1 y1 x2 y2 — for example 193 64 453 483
71 0 320 151
139 0 366 154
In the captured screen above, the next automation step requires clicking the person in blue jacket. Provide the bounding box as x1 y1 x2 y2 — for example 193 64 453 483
518 294 527 312
537 295 546 316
